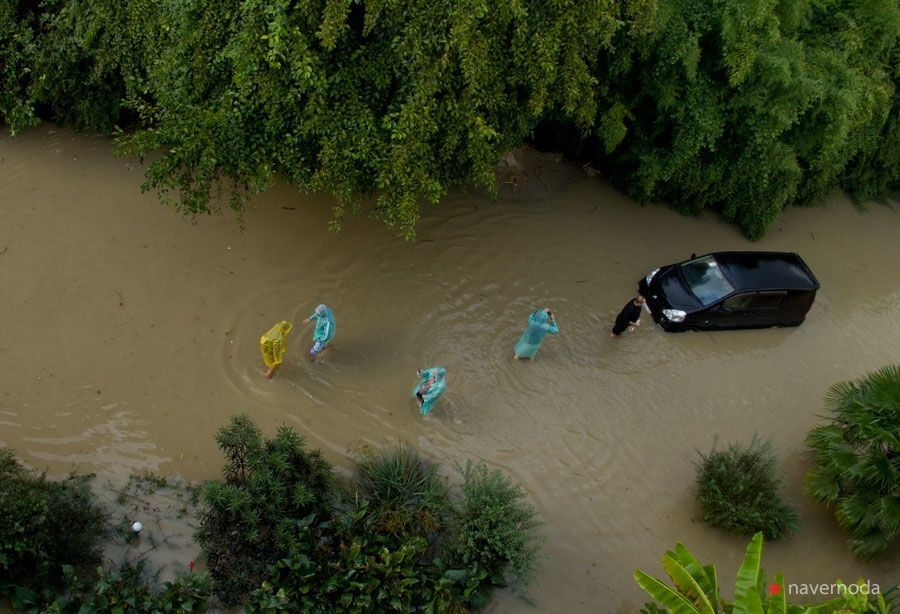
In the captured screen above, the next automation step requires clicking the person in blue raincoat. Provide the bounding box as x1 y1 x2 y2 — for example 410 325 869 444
302 304 336 359
514 307 558 359
413 367 446 415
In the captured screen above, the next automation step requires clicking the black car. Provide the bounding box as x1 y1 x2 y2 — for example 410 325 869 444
638 252 820 332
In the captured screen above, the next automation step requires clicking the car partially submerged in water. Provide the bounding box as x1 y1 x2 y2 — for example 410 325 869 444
638 252 820 332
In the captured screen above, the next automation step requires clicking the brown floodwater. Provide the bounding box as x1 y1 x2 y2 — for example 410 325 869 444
1 126 898 611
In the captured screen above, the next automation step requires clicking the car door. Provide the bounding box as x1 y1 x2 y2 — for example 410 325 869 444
715 291 786 329
714 293 756 328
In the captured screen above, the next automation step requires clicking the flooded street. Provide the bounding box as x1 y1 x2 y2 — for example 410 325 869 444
1 127 898 610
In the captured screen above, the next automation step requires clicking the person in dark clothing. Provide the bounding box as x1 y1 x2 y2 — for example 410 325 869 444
610 295 646 337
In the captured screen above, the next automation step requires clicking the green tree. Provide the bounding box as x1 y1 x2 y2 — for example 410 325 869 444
115 0 628 237
805 365 900 559
0 0 39 134
2 0 896 238
577 0 899 239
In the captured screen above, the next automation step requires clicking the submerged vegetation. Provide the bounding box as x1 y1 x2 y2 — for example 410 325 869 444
1 0 896 238
203 414 544 609
805 365 900 560
0 416 543 611
0 448 108 592
0 448 212 612
695 436 798 540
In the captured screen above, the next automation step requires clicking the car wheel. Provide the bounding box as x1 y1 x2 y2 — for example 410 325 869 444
778 320 804 327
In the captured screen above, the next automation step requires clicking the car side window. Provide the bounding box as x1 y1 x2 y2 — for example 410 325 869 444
751 292 786 309
723 294 755 310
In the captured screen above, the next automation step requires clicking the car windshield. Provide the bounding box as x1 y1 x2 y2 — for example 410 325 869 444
679 256 734 306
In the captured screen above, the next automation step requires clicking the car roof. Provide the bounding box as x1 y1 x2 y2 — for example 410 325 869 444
700 252 820 291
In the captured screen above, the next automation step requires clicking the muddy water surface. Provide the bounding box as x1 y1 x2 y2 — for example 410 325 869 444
1 127 898 611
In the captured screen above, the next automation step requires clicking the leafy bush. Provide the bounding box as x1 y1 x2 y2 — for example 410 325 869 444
806 365 900 559
0 448 108 591
354 445 450 540
77 562 211 613
635 533 895 613
246 500 481 613
695 436 798 539
8 562 212 613
452 460 544 592
0 0 39 135
195 413 333 604
197 417 543 608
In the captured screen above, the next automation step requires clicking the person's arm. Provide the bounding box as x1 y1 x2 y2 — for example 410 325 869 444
547 320 559 334
303 313 318 325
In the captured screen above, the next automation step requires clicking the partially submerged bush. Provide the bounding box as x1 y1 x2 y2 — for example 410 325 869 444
806 365 900 559
452 460 544 592
246 499 481 612
198 417 544 608
695 436 798 540
0 448 108 591
195 414 333 604
354 445 450 540
8 561 212 612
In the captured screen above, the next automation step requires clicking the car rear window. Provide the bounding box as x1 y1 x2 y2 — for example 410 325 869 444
680 256 735 306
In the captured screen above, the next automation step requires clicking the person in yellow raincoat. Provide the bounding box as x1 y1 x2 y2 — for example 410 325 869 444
260 321 292 378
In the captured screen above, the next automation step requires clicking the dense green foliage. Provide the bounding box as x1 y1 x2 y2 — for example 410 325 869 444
0 1 39 135
0 448 108 592
635 532 893 613
7 563 212 613
452 460 543 593
198 415 543 609
244 500 484 612
695 436 798 540
1 419 542 612
572 0 900 238
0 448 212 613
195 413 333 603
354 445 450 541
805 365 900 559
1 0 895 238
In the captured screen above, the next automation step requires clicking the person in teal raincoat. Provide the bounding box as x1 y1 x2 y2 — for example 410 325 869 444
302 304 335 359
514 307 558 359
413 367 446 415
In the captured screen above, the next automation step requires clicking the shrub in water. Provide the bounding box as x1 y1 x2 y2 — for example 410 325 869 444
195 414 333 604
354 445 450 540
452 460 544 592
0 448 108 591
695 436 798 539
246 499 480 612
198 416 545 608
806 365 900 559
10 561 210 614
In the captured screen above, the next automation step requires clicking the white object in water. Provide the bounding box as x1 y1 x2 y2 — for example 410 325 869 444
131 521 143 534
